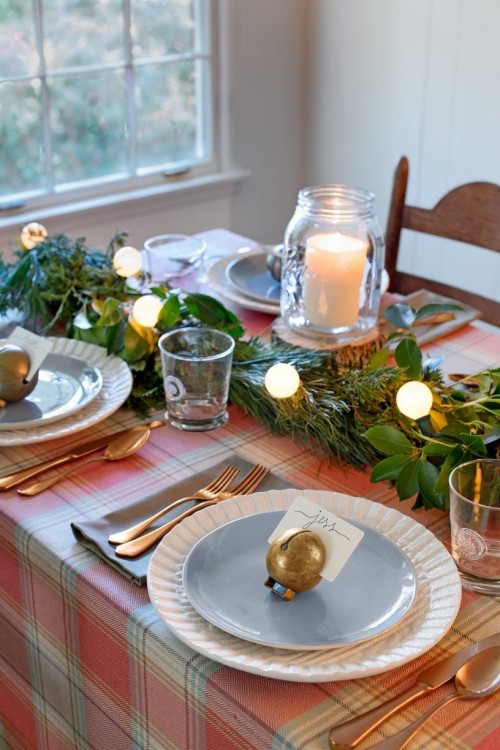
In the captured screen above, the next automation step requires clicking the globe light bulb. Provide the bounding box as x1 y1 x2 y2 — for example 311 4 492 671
20 222 48 250
113 246 143 277
264 363 300 398
396 381 433 420
132 295 163 328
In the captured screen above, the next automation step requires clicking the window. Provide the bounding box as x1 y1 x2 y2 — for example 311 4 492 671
0 0 214 209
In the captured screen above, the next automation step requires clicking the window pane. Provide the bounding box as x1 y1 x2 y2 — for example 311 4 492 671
0 80 44 197
131 0 195 59
43 0 124 69
135 60 201 169
0 2 38 78
50 71 128 185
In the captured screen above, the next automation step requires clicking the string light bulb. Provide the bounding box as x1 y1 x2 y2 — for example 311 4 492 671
264 363 300 398
396 381 433 420
20 222 48 250
113 246 143 277
132 295 163 328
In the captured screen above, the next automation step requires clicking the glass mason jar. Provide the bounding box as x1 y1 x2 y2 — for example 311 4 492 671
281 185 385 343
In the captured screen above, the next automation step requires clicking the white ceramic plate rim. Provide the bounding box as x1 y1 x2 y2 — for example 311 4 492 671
207 251 280 314
0 352 103 430
0 338 132 446
148 489 461 682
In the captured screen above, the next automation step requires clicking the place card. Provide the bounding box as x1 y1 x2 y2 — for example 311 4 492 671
268 495 365 582
8 327 53 381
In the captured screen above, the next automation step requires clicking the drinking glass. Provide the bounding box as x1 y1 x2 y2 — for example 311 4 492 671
144 234 206 283
158 327 235 431
449 459 500 596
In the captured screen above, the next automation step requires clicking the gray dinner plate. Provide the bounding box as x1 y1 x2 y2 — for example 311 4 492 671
182 511 417 650
0 353 103 429
226 253 281 305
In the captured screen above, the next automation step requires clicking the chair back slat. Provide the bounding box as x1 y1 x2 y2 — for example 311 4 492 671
385 156 500 325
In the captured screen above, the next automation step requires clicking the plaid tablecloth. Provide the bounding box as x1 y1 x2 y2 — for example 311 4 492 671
1 230 499 750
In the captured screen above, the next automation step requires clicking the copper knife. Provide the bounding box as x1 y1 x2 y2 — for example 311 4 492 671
328 631 500 749
0 419 164 491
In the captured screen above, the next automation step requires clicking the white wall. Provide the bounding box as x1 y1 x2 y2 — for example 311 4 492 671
305 0 500 305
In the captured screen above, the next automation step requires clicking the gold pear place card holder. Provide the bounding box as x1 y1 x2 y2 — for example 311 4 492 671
263 495 365 600
0 327 53 406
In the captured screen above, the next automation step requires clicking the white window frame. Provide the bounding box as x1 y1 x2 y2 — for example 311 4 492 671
0 0 224 219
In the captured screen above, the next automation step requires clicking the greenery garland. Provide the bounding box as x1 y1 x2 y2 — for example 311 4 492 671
1 231 499 513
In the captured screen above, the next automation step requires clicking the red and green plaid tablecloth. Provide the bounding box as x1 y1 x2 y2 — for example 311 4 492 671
0 230 499 750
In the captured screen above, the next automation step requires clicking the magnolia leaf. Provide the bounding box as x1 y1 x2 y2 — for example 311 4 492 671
414 303 464 320
370 455 412 482
157 295 181 329
384 303 416 329
396 458 422 500
434 445 466 494
369 348 390 370
483 425 500 444
364 426 413 456
459 433 488 454
418 460 445 510
422 441 454 456
96 297 123 326
395 338 422 377
429 408 448 432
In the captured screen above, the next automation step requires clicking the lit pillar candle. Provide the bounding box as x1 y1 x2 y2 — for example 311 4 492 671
303 232 368 328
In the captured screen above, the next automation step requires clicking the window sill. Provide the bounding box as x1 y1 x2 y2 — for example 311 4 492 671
0 169 250 233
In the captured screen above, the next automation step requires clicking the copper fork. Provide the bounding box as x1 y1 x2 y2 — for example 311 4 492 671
108 465 240 545
115 464 270 558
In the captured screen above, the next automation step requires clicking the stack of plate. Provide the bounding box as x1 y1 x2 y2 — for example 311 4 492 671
148 488 461 682
207 249 281 314
207 248 391 316
0 338 133 447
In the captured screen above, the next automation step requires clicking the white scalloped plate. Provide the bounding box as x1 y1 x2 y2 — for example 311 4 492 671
148 489 461 682
0 338 132 446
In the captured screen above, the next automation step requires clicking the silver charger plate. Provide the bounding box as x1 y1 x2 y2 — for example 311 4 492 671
182 511 417 650
226 254 281 305
148 489 461 682
0 338 133 446
0 352 103 430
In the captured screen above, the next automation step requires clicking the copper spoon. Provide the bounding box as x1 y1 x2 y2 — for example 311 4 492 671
17 428 151 496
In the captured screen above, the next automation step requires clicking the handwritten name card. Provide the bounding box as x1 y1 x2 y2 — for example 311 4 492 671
8 327 53 381
268 495 365 582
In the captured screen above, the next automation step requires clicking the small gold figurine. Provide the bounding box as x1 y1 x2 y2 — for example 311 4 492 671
20 222 48 250
264 528 326 600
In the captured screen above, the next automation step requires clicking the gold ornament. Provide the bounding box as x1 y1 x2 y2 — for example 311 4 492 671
0 345 39 403
264 528 326 600
20 222 48 250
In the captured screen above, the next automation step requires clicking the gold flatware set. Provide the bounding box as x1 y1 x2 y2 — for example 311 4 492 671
113 463 270 558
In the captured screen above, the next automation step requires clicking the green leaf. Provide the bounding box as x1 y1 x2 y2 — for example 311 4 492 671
459 433 488 455
434 445 465 494
97 297 123 326
396 458 422 500
364 426 413 456
422 442 454 457
384 303 416 329
395 338 422 377
418 460 445 510
414 303 464 320
369 348 390 370
157 295 181 329
370 455 412 482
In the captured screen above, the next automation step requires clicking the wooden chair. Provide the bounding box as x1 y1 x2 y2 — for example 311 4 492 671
385 156 500 325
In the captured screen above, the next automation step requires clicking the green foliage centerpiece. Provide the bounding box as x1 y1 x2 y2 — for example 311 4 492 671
1 230 498 513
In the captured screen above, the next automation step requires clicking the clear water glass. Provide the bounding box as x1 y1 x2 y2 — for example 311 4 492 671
449 459 500 596
144 234 206 283
159 327 234 431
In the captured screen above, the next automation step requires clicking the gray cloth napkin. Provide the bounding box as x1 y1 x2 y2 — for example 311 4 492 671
71 454 295 586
